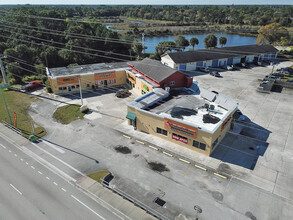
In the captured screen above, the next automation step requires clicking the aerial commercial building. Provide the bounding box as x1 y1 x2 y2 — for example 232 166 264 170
161 44 278 71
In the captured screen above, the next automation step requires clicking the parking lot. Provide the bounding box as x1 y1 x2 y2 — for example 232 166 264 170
27 60 293 220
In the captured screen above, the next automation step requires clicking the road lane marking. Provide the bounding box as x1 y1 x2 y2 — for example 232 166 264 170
10 184 22 195
213 173 228 179
9 150 12 153
71 195 106 220
14 154 17 157
0 144 6 149
179 158 190 164
148 145 158 150
136 140 145 145
20 158 23 161
183 166 192 177
163 151 173 157
194 164 207 171
122 135 131 139
39 139 65 154
53 182 58 186
31 143 84 176
61 188 66 192
25 162 29 165
46 177 50 180
38 171 43 175
31 166 35 169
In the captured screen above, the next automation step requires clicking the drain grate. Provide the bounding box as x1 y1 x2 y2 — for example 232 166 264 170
154 197 166 207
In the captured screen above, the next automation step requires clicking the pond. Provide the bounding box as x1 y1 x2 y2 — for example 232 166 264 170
141 33 257 53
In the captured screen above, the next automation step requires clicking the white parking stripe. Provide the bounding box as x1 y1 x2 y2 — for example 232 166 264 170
71 195 105 220
10 184 22 195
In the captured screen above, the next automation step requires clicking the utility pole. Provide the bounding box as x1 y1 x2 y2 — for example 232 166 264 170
142 33 145 54
41 42 49 68
78 77 83 106
0 55 8 85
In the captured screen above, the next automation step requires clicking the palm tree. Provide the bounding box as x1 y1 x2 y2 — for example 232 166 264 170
189 37 199 50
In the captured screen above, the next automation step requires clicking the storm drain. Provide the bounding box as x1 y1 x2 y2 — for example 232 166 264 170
154 197 166 207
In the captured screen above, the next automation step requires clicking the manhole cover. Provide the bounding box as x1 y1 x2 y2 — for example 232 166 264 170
154 197 166 207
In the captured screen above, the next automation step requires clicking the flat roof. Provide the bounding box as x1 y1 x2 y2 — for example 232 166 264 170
47 62 129 78
128 84 238 133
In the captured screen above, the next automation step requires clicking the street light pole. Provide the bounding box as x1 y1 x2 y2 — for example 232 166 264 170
194 205 202 220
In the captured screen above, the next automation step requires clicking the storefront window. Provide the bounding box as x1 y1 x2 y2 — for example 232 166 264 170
193 140 206 151
157 127 167 136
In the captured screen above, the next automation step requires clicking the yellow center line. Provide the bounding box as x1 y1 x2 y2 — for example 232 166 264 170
213 173 228 179
163 151 173 157
148 145 158 150
136 140 145 145
194 164 207 171
122 135 131 139
179 158 190 164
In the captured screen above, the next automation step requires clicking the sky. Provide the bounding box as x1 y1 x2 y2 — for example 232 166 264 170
0 0 292 5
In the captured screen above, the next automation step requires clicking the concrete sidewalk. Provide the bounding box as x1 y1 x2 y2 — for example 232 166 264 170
0 123 158 220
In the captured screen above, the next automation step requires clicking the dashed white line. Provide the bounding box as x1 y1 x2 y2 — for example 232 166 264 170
10 184 22 195
31 166 35 170
53 182 58 186
61 188 66 192
9 150 12 153
46 177 50 180
38 171 43 175
20 158 23 161
71 195 105 219
0 144 6 149
25 162 29 165
14 154 17 157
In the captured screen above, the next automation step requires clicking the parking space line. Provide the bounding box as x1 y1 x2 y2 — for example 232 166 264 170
194 164 207 171
122 135 131 139
10 184 22 195
178 158 190 164
148 145 158 150
136 140 145 145
183 165 192 177
163 151 173 157
213 173 228 179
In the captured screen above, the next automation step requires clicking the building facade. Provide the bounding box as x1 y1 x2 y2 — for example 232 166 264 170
126 85 238 156
161 44 278 71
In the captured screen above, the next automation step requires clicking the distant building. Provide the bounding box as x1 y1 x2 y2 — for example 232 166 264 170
161 44 278 71
126 84 238 156
126 58 193 95
46 62 128 95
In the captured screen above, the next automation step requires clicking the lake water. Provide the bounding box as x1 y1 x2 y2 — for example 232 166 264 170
141 33 257 54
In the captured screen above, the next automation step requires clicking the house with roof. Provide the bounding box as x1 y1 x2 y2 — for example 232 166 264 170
127 58 193 95
161 44 278 71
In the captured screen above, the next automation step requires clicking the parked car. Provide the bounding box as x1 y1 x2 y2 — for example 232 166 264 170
209 71 221 77
226 65 233 71
231 64 239 71
199 67 210 73
115 89 131 98
22 81 43 91
241 63 249 68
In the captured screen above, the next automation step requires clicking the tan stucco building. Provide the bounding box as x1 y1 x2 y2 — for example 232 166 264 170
46 62 128 95
126 85 238 156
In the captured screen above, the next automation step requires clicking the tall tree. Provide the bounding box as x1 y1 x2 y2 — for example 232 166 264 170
256 23 290 45
189 37 199 50
132 41 144 60
204 34 217 48
174 35 189 51
219 37 227 47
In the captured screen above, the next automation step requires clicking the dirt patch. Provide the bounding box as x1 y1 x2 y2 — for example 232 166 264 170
114 145 132 154
148 162 169 172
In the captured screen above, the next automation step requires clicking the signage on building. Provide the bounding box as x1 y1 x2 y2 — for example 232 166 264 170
127 73 136 84
172 134 188 144
57 76 79 85
95 72 116 80
164 118 197 138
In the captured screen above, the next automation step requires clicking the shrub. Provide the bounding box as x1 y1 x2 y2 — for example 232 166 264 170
45 80 52 93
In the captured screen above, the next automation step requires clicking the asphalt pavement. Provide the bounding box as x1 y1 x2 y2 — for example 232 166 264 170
0 135 122 220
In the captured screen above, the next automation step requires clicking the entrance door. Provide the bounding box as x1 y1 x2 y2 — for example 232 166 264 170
104 80 108 86
67 86 72 92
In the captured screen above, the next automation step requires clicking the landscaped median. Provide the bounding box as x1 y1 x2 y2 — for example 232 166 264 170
0 89 46 139
87 170 111 183
53 104 88 124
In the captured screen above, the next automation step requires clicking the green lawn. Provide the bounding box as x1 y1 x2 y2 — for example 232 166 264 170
87 170 111 183
0 89 46 138
53 104 86 124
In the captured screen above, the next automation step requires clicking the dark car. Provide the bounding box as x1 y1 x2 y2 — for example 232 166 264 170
209 71 221 77
115 89 131 98
22 81 43 91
